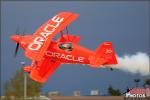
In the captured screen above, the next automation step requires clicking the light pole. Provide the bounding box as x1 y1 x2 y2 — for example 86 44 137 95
20 61 27 100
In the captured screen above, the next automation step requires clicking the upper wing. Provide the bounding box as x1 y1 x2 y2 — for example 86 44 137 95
29 58 60 83
25 12 79 61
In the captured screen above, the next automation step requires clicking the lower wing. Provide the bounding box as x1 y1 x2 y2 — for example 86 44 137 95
29 58 60 83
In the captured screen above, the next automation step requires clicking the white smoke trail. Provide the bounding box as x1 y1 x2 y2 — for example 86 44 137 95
112 52 149 76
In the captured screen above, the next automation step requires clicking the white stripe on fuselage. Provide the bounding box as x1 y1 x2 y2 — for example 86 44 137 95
45 51 85 63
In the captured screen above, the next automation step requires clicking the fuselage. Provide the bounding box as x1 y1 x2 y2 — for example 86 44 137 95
10 12 118 83
45 41 95 64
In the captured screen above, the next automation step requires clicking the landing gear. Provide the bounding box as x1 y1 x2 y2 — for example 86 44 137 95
23 66 33 73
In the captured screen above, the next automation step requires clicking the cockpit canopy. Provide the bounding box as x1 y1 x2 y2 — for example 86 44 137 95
59 42 73 51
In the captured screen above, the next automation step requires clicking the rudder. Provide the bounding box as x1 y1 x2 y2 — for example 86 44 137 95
89 42 117 67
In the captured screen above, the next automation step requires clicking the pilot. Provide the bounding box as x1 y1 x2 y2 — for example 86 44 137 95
59 42 73 51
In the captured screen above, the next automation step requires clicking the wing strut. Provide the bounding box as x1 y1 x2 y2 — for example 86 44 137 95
60 26 70 41
66 27 70 41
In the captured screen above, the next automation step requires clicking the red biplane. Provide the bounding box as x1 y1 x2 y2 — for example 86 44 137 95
10 12 118 83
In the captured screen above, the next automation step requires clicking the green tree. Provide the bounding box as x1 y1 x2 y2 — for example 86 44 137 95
3 69 43 98
134 79 140 87
108 85 121 96
144 78 150 87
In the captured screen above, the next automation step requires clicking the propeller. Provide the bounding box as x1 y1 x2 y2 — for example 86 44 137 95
13 27 26 57
14 26 20 57
14 42 20 57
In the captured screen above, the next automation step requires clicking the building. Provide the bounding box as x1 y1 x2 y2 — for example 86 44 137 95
74 90 81 96
90 89 100 96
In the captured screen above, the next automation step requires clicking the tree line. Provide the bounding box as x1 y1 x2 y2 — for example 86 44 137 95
3 69 150 97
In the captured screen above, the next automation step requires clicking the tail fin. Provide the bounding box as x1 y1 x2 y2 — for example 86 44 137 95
89 42 117 67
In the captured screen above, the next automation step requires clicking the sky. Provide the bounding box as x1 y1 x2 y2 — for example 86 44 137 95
1 1 149 96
